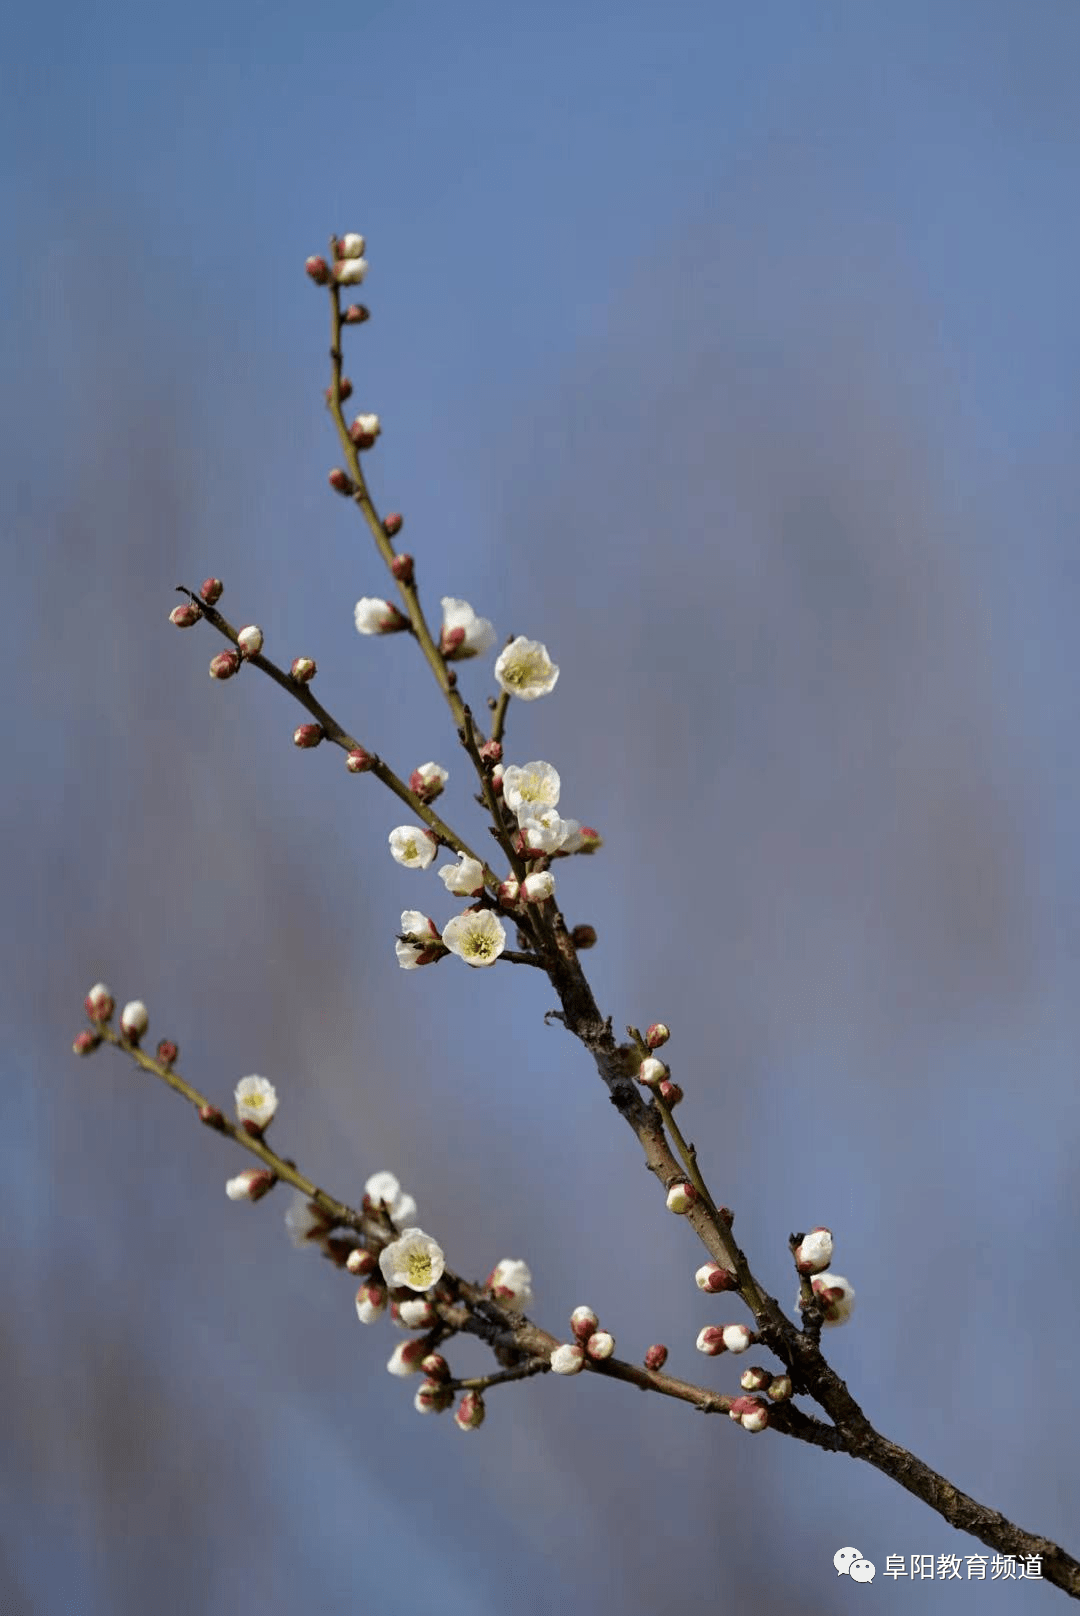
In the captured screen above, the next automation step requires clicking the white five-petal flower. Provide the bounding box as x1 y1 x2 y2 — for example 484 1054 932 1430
501 761 561 821
438 854 486 897
494 636 559 700
440 597 496 660
396 910 442 970
379 1227 446 1292
389 826 439 869
441 909 507 967
234 1075 278 1127
354 597 408 635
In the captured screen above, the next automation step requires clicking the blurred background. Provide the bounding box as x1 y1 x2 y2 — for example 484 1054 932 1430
5 2 1079 1611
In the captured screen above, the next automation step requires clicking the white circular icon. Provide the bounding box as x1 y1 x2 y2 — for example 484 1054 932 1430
850 1559 876 1584
833 1547 862 1575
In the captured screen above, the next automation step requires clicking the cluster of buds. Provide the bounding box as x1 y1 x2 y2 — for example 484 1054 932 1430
305 233 368 288
696 1323 754 1357
728 1395 770 1434
549 1304 616 1376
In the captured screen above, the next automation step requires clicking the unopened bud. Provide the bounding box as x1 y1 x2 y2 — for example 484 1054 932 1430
290 657 317 684
638 1056 667 1087
346 1247 377 1277
342 303 370 324
349 412 381 446
200 577 223 604
570 1305 599 1341
390 553 414 584
225 1169 275 1203
586 1331 615 1361
644 1343 668 1371
421 1352 450 1382
550 1343 586 1375
209 650 240 680
328 468 355 496
304 254 331 284
237 624 263 659
658 1079 684 1107
478 740 502 765
120 1000 149 1041
645 1022 670 1049
325 377 353 404
169 602 202 628
355 1281 388 1324
740 1365 772 1392
383 512 404 537
666 1180 698 1214
454 1389 486 1430
794 1227 834 1275
696 1326 727 1357
729 1395 770 1433
156 1039 178 1067
293 723 324 749
346 747 375 773
198 1104 225 1129
767 1375 793 1402
337 233 366 259
73 1029 100 1055
334 257 368 286
695 1262 736 1294
84 983 114 1023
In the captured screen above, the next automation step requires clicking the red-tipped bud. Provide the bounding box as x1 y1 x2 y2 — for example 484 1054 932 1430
794 1227 834 1275
644 1343 668 1371
454 1389 486 1430
342 303 370 324
120 1000 149 1042
209 650 240 680
325 377 353 404
574 826 603 854
666 1180 698 1214
237 624 263 659
199 1104 225 1129
740 1365 772 1392
156 1039 178 1067
658 1079 684 1107
328 468 355 496
383 512 404 537
586 1331 615 1361
638 1056 667 1087
84 983 114 1023
570 1305 599 1342
421 1352 450 1382
478 740 502 765
571 924 597 949
226 1169 275 1203
293 723 324 749
169 602 202 628
199 578 224 604
390 553 414 584
695 1262 737 1294
345 1247 377 1277
304 255 331 285
290 657 317 684
645 1022 670 1049
348 413 381 447
696 1326 727 1357
729 1395 769 1433
346 747 375 773
73 1029 100 1055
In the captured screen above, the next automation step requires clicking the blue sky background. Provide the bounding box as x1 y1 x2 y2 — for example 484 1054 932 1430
5 3 1080 1612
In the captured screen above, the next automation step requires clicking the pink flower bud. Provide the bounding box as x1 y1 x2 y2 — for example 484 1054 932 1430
390 553 414 584
237 624 264 659
169 602 202 628
225 1169 275 1203
199 577 223 604
729 1395 769 1433
454 1389 486 1430
325 377 353 404
73 1029 100 1055
328 468 355 496
696 1326 727 1357
479 740 502 764
342 303 370 324
290 657 317 684
740 1366 772 1392
346 747 375 773
586 1331 615 1361
645 1022 670 1049
644 1343 668 1371
794 1227 834 1275
570 1305 598 1341
346 1247 377 1277
415 1378 454 1415
156 1039 178 1067
293 724 324 748
695 1263 736 1294
84 983 114 1023
658 1079 684 1107
355 1281 388 1323
571 924 597 949
383 512 404 537
421 1352 450 1382
304 255 331 284
198 1104 225 1129
334 257 368 286
209 650 240 680
497 878 521 906
348 413 381 446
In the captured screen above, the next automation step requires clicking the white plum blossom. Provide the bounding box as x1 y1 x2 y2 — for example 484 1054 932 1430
410 761 448 801
809 1272 856 1327
517 809 571 856
438 854 486 898
355 1281 388 1324
120 1000 149 1040
335 257 368 285
494 636 559 701
501 762 561 821
351 412 381 439
225 1169 274 1202
379 1227 446 1292
486 1258 534 1308
284 1191 326 1247
387 1339 428 1376
396 910 442 970
389 826 439 870
521 869 555 903
441 909 507 967
339 233 366 258
439 597 496 660
550 1343 586 1375
354 597 408 635
365 1170 419 1226
234 1075 278 1128
794 1227 834 1275
396 1297 437 1329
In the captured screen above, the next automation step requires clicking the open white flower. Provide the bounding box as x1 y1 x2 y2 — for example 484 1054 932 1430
517 809 570 855
441 909 506 967
494 636 559 700
440 597 496 660
810 1272 856 1327
389 826 439 869
502 761 561 821
379 1227 446 1292
438 854 485 897
234 1075 278 1128
365 1170 419 1226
